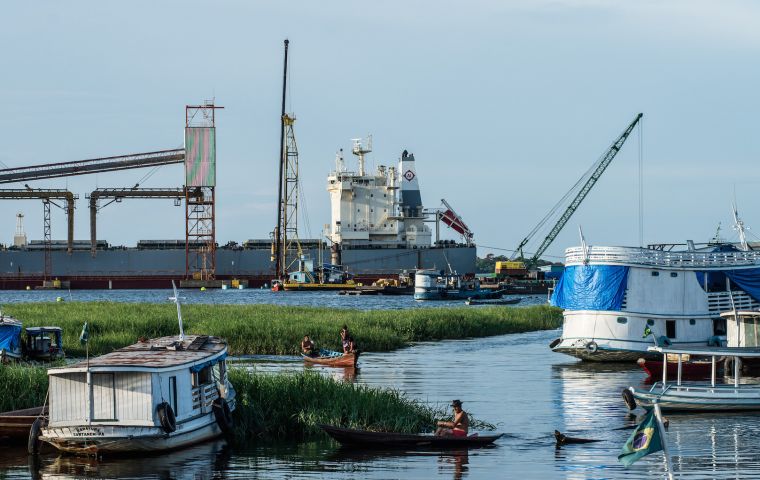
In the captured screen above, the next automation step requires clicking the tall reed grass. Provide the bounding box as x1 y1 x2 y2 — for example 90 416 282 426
5 303 562 356
229 369 449 440
0 364 47 412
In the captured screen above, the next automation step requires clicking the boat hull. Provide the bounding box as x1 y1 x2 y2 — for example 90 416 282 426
303 351 359 368
552 310 718 363
637 358 722 380
0 406 47 439
629 385 760 412
41 414 226 454
320 424 503 449
414 289 503 301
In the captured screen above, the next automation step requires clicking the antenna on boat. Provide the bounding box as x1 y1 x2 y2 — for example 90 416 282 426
732 202 749 251
170 281 185 341
578 226 589 264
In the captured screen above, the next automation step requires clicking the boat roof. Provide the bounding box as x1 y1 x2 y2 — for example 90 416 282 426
54 335 227 371
25 326 62 333
0 316 22 327
648 345 760 357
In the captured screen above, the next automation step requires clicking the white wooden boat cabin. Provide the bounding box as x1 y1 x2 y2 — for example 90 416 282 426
40 335 236 454
625 345 760 412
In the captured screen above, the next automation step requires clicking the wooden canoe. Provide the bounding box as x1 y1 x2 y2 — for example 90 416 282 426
303 349 359 368
0 406 47 439
320 424 503 449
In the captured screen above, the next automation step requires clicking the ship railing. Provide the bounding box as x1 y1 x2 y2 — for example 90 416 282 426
565 246 760 268
192 384 219 412
707 291 760 315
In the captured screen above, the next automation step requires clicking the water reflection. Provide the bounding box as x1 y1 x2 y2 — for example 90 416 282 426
328 447 472 480
29 440 230 480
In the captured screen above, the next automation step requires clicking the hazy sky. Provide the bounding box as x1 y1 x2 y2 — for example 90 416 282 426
2 0 760 261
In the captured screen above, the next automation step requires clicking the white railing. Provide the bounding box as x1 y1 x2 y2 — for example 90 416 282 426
191 384 219 412
565 246 760 268
707 291 760 315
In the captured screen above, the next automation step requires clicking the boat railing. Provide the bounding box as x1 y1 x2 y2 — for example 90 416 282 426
191 384 219 412
565 246 760 268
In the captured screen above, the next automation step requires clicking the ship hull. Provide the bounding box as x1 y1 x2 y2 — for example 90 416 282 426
0 244 476 289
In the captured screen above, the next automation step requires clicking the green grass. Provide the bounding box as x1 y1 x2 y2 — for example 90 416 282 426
230 369 461 440
4 303 562 356
0 364 47 412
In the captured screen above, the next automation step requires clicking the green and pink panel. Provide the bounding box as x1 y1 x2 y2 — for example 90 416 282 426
184 127 216 187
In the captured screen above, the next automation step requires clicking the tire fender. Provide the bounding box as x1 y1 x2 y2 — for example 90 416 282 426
213 398 234 434
585 341 598 354
157 402 176 433
28 418 44 455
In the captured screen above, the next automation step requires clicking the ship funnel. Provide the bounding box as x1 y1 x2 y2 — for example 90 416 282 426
398 150 422 216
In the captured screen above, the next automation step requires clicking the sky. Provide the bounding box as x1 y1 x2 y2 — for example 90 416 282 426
2 0 760 261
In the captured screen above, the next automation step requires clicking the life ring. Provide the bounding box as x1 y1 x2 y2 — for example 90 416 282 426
212 398 234 434
157 402 176 433
27 417 44 455
621 388 637 411
585 341 598 354
549 338 561 349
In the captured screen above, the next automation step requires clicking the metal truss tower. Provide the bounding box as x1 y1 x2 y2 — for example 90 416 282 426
185 102 223 281
280 114 302 274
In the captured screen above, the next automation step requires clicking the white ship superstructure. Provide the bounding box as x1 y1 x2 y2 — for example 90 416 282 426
551 244 760 361
327 138 431 249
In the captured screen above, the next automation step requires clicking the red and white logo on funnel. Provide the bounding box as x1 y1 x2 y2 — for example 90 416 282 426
403 170 416 182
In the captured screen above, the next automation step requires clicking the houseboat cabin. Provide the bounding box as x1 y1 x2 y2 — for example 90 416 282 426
40 335 235 454
24 327 64 361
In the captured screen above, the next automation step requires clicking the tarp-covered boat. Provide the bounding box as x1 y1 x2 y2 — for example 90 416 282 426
320 424 503 448
303 349 359 368
0 316 23 362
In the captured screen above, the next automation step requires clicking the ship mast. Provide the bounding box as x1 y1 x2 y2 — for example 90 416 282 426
273 39 289 280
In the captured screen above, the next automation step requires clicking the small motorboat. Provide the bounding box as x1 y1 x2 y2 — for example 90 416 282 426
303 349 359 368
464 297 522 306
637 357 722 380
320 424 502 448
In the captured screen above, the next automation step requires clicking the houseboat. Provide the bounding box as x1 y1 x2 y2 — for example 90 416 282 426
550 241 760 362
0 315 23 362
414 269 503 301
39 334 236 454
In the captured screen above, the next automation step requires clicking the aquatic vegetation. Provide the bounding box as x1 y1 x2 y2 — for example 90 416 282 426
0 364 47 412
5 303 562 356
231 368 448 440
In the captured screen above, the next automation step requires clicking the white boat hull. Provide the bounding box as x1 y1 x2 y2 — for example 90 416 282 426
552 310 716 362
629 385 760 412
41 411 226 454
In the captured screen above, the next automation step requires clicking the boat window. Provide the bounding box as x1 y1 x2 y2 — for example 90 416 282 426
647 319 655 326
169 376 178 414
689 319 696 325
193 366 213 387
651 271 659 277
670 272 678 278
617 317 628 324
666 320 676 339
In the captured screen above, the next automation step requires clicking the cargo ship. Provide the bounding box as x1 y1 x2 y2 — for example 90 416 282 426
0 143 475 289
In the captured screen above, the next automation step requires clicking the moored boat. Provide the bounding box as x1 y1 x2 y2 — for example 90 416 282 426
320 424 502 448
24 327 65 361
637 357 722 380
0 406 47 440
414 270 502 301
464 297 521 306
625 345 760 412
0 315 23 363
303 349 359 368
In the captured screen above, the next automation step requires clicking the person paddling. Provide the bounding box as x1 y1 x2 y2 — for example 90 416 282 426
301 335 317 357
435 399 469 437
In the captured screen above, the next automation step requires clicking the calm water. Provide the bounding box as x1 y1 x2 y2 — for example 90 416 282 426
2 329 759 479
0 289 544 310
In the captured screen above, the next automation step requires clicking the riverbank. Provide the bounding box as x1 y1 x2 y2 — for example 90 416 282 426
4 303 562 356
0 364 459 440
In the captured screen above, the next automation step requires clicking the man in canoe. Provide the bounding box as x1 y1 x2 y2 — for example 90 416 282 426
435 399 469 437
301 335 317 357
340 325 356 354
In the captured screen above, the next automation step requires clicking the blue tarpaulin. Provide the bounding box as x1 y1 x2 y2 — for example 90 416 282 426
550 265 629 311
189 352 227 373
0 324 21 352
695 267 760 303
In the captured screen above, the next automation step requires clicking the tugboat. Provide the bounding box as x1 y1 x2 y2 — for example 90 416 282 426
414 269 504 301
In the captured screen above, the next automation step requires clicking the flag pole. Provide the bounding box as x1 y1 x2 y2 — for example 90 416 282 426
653 402 674 480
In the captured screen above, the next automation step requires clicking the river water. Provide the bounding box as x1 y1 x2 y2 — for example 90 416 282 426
0 293 757 478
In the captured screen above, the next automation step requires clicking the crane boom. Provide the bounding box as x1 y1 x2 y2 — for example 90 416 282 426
518 113 643 265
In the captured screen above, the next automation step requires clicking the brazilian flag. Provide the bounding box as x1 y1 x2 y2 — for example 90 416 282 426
79 322 89 345
618 409 663 466
642 326 652 338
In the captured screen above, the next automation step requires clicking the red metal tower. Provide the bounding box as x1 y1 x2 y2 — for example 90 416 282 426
185 102 223 281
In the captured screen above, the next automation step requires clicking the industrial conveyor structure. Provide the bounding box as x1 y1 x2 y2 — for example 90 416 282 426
0 189 78 279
